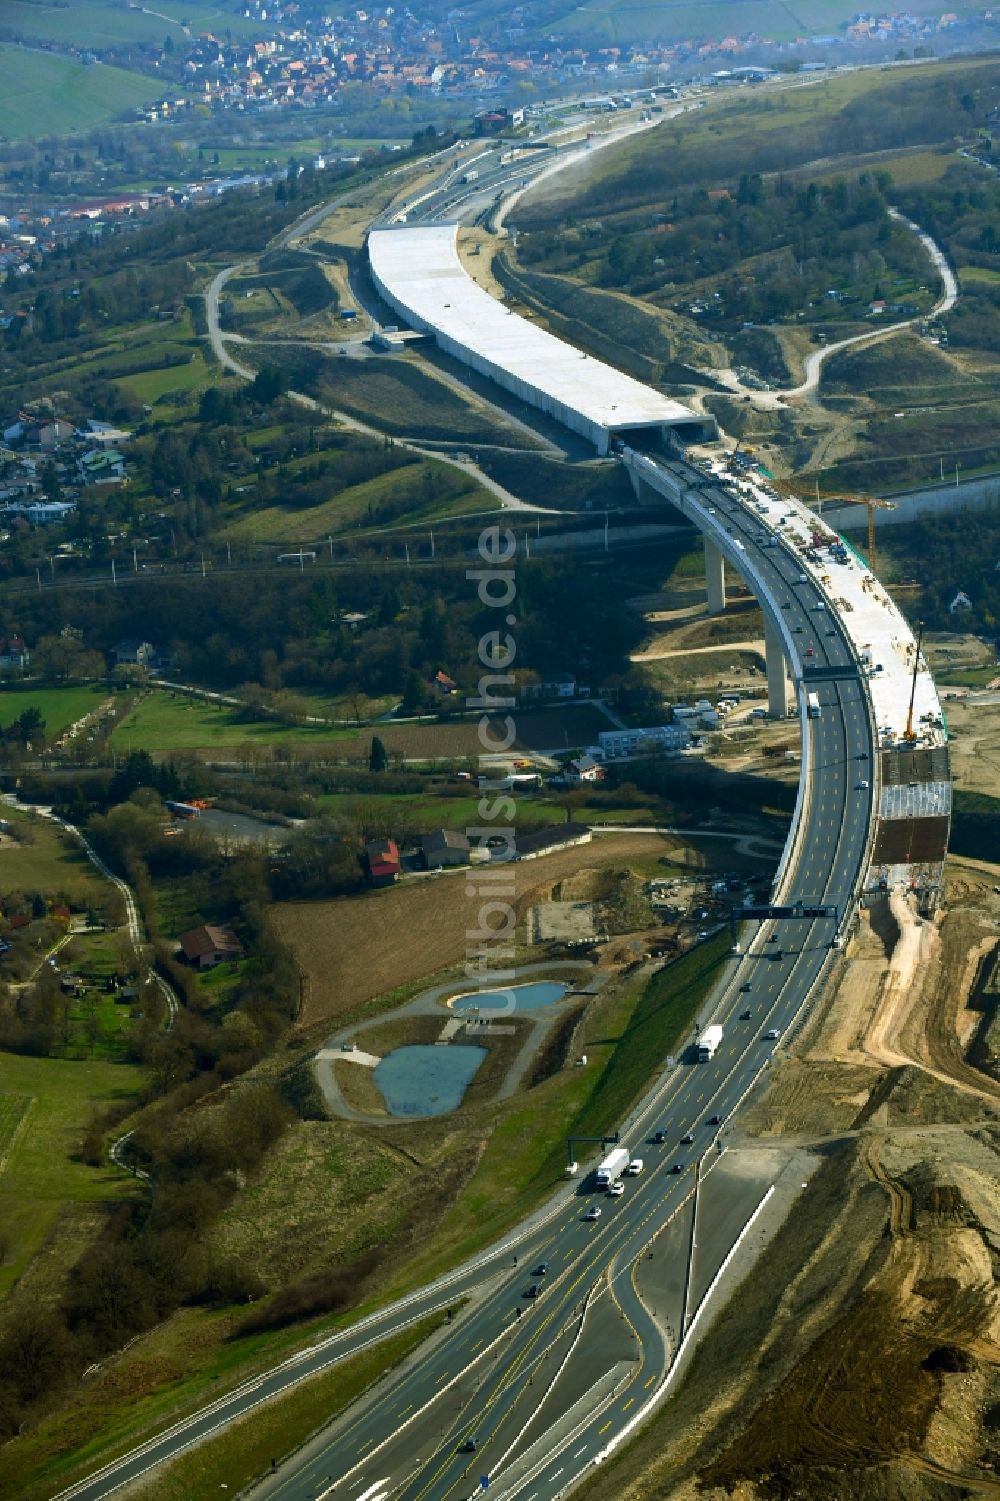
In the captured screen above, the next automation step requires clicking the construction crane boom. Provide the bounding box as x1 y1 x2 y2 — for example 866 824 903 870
904 621 924 743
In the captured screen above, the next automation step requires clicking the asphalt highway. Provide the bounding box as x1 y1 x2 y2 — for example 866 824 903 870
241 455 874 1501
54 165 877 1501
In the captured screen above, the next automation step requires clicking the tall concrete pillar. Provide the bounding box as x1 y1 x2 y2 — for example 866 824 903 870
628 470 658 506
704 537 726 615
764 617 791 719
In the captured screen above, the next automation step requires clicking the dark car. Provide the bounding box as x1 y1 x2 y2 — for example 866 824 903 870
671 1162 684 1173
525 1283 540 1299
462 1437 478 1453
708 1114 722 1126
653 1129 667 1144
532 1262 549 1277
681 1131 694 1144
739 982 751 992
740 1008 753 1021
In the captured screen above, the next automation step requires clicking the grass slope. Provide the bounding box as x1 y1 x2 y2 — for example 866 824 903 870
0 46 162 138
0 1052 145 1296
0 802 110 907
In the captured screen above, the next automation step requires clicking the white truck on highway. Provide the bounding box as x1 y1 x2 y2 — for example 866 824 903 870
595 1146 630 1189
697 1024 724 1061
461 169 479 183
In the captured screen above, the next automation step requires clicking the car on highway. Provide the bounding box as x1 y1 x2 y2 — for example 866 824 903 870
765 1027 781 1040
653 1128 667 1143
856 779 869 790
805 646 815 657
781 600 792 608
740 1008 753 1020
525 1283 541 1298
793 624 803 633
671 1162 684 1173
626 1158 644 1175
462 1437 478 1452
813 601 826 611
533 1262 550 1277
608 1181 625 1197
584 1205 602 1221
739 982 752 992
708 1114 723 1126
681 1131 694 1144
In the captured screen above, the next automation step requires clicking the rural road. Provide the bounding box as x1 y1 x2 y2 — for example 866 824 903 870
202 179 555 513
712 209 958 407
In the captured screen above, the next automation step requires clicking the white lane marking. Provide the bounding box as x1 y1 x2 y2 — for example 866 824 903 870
573 1444 588 1457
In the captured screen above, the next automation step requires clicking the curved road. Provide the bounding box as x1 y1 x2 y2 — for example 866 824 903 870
56 132 886 1501
714 207 958 407
51 441 877 1501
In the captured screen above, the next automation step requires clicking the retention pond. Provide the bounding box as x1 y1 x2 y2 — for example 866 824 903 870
372 1044 488 1118
449 981 567 1014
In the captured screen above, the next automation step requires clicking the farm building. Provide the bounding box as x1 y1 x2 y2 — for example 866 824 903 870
513 822 593 861
421 829 470 868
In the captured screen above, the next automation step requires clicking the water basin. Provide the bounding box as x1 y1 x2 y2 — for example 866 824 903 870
373 1045 487 1117
450 981 567 1015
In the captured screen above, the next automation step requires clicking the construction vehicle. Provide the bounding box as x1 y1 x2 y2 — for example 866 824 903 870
814 492 896 571
903 621 924 743
766 473 896 571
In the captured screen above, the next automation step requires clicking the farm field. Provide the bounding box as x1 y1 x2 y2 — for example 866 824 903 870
372 704 614 760
109 693 359 752
0 45 162 138
274 830 685 1029
108 696 611 759
0 1052 145 1297
0 0 268 47
317 790 656 834
0 683 107 738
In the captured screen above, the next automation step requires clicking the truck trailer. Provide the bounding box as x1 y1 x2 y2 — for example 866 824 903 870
697 1024 724 1061
595 1146 630 1189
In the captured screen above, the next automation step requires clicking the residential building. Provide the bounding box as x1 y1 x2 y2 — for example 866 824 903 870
114 639 156 667
178 924 244 969
0 634 29 671
366 837 401 886
598 724 691 759
565 754 602 784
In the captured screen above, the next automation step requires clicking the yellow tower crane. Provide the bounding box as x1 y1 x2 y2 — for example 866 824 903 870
812 492 897 572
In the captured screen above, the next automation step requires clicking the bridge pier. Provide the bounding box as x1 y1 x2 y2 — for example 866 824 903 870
764 618 791 719
627 470 661 507
704 538 726 615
